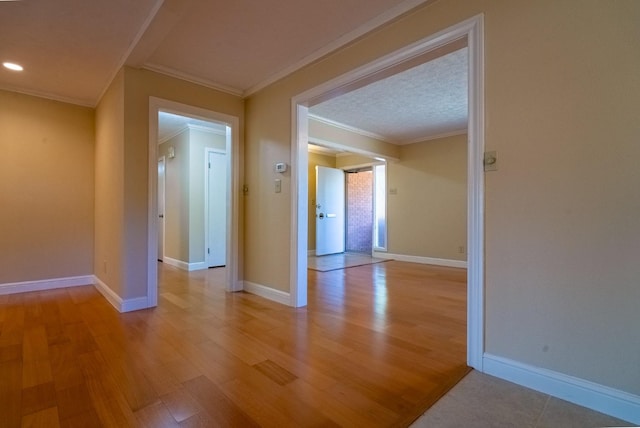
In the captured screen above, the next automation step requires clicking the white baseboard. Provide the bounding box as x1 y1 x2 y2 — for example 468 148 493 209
163 257 207 271
483 353 640 425
0 275 94 295
373 252 467 269
93 276 152 313
242 281 291 306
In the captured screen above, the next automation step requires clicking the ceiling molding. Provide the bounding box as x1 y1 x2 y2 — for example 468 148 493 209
158 125 188 145
0 83 94 107
243 0 435 97
143 63 244 97
186 123 226 135
95 0 166 106
399 128 468 145
308 114 392 143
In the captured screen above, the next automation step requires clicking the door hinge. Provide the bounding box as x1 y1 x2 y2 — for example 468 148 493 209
208 162 211 169
207 248 210 254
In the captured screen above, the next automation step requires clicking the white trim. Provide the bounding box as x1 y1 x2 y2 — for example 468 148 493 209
308 114 392 143
0 83 95 107
149 97 243 309
292 15 485 369
245 0 435 96
143 63 243 97
158 125 188 145
399 128 467 145
204 147 228 270
93 276 150 313
95 0 165 106
0 275 94 296
187 123 226 136
243 281 291 306
307 136 400 162
483 354 640 425
162 257 207 271
373 252 467 269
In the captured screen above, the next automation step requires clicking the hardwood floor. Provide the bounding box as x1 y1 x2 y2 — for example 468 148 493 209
0 261 468 427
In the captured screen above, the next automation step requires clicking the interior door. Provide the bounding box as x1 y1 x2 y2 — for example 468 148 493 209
157 157 165 261
207 150 227 267
316 165 345 256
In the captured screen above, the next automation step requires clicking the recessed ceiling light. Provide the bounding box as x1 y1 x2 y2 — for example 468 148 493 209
3 62 23 71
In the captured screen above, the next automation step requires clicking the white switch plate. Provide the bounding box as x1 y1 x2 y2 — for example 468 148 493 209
275 179 281 193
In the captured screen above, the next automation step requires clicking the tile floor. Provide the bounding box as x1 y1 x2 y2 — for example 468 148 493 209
410 371 635 427
307 252 387 272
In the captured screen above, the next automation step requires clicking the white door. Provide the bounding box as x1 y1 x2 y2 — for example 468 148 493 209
316 166 345 256
206 150 227 267
157 157 165 261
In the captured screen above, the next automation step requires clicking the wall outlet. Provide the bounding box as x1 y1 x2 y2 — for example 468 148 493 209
103 260 108 274
458 246 465 254
389 188 398 195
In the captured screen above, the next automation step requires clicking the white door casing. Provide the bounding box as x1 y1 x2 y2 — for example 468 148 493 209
291 15 485 370
315 166 345 256
158 157 166 261
206 149 227 267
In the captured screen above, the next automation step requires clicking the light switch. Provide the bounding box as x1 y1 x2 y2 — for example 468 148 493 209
275 179 281 193
484 151 498 171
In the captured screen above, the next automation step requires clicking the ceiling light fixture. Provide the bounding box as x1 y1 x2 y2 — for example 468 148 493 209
3 62 23 71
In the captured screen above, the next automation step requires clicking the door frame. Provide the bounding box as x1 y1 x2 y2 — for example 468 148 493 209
148 97 242 307
158 156 166 262
290 15 485 370
204 147 228 268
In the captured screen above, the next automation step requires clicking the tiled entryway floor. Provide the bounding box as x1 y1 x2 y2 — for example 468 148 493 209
411 370 634 427
307 252 387 272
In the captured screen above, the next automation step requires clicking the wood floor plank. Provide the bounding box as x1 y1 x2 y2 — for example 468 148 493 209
0 261 468 427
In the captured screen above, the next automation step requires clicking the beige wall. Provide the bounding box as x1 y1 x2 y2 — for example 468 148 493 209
160 128 226 264
95 71 125 295
307 152 336 251
244 0 640 396
387 134 467 260
94 66 244 299
0 90 94 284
188 129 226 262
160 131 190 262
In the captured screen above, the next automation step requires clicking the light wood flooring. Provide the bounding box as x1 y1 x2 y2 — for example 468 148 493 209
0 261 468 427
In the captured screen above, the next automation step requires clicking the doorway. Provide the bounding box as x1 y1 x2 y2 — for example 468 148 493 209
291 16 485 370
148 98 242 307
158 156 166 262
345 168 373 254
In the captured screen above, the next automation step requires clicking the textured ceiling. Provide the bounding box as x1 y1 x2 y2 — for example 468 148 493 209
310 47 468 144
0 0 429 105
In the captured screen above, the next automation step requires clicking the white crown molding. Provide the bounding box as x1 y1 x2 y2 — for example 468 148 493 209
483 354 640 425
244 0 436 97
0 83 94 107
399 128 468 145
142 63 244 97
95 0 166 106
186 123 226 136
158 125 189 145
308 114 393 143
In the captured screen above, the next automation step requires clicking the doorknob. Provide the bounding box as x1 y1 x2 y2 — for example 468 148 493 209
318 213 325 219
159 214 164 218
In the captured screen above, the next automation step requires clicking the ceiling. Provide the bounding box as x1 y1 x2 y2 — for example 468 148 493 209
1 0 467 144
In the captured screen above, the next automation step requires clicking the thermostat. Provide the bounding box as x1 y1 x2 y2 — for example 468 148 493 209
275 162 287 173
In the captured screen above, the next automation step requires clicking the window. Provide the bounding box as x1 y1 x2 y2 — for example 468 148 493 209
373 163 387 251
